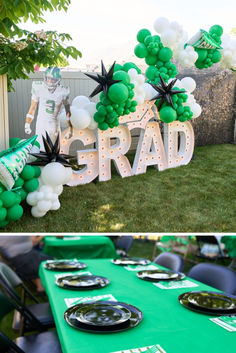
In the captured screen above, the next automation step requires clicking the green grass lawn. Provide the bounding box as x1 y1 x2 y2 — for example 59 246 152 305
2 143 236 233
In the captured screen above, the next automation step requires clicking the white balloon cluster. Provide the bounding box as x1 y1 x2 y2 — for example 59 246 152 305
174 77 202 119
153 17 198 68
26 162 72 217
128 68 146 104
59 95 98 130
220 34 236 69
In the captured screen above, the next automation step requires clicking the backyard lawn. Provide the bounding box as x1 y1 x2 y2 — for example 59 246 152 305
1 143 236 233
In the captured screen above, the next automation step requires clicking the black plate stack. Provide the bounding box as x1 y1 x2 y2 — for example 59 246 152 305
178 291 236 315
137 269 185 282
112 258 151 266
44 260 87 271
55 275 110 290
64 301 143 333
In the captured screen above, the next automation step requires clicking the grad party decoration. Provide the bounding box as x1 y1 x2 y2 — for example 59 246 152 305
0 136 37 190
26 133 73 217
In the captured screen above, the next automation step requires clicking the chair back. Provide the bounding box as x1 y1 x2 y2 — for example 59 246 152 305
0 262 22 290
187 262 236 294
115 236 133 253
153 252 184 272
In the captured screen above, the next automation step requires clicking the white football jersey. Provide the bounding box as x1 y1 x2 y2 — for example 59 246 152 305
31 81 69 148
31 81 69 122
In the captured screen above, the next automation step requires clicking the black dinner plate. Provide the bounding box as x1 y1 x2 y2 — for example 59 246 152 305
178 291 236 315
64 301 143 333
55 275 110 290
44 260 87 271
136 269 185 282
75 302 131 326
111 257 151 266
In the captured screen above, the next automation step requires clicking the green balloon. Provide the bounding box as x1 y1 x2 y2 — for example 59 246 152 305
98 122 109 130
209 25 223 37
21 165 35 180
159 106 177 123
0 200 3 207
0 220 9 228
134 43 148 58
98 105 107 116
0 207 7 221
113 71 130 85
158 47 173 62
0 191 17 208
145 55 158 65
137 28 151 43
14 177 24 188
16 188 27 201
32 166 41 178
212 50 221 63
196 48 208 62
144 35 154 46
23 178 39 193
145 66 158 80
94 112 105 123
7 204 23 221
122 62 141 74
113 63 123 72
108 83 129 104
9 137 21 147
14 193 21 205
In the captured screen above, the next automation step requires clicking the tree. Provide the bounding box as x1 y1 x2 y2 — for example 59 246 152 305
0 1 81 90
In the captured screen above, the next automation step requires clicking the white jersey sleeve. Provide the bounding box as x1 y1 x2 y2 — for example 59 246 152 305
31 81 43 102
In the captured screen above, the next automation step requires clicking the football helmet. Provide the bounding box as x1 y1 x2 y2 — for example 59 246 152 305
44 66 61 91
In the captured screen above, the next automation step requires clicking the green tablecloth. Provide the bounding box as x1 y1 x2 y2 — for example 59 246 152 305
42 236 117 259
39 259 234 353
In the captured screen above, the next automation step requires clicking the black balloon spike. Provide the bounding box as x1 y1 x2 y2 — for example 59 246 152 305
84 60 121 98
28 133 74 167
150 75 185 110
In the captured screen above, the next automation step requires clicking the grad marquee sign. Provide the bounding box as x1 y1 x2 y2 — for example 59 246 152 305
60 101 194 186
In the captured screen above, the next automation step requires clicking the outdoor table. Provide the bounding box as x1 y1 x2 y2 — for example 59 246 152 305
39 259 235 353
42 236 117 259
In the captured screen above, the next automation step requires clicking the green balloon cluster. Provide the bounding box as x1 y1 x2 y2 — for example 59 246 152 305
158 89 193 123
94 64 138 130
194 25 223 69
0 139 41 228
134 28 178 83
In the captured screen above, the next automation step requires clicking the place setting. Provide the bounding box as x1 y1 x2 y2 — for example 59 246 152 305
111 257 151 266
178 291 236 316
64 300 143 333
136 269 185 282
44 259 87 271
55 274 110 290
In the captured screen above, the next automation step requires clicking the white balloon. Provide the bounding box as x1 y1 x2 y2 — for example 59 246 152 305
63 167 73 184
134 94 144 105
26 192 38 206
84 102 97 118
36 191 44 201
53 184 63 195
192 103 202 118
181 77 196 93
31 206 46 218
72 95 90 109
44 192 53 200
143 83 156 100
154 17 169 33
39 185 53 194
88 118 98 130
128 68 138 79
51 200 61 210
37 200 52 212
136 74 145 84
70 108 91 130
51 193 58 202
161 29 177 47
41 162 66 186
170 21 182 32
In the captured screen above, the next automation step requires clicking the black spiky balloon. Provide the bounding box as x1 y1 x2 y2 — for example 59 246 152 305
150 75 185 110
85 60 121 97
28 132 74 167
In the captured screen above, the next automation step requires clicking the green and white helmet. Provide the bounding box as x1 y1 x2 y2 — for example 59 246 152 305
44 66 61 90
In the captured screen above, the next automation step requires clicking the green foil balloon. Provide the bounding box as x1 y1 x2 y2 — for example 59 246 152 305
0 135 37 190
